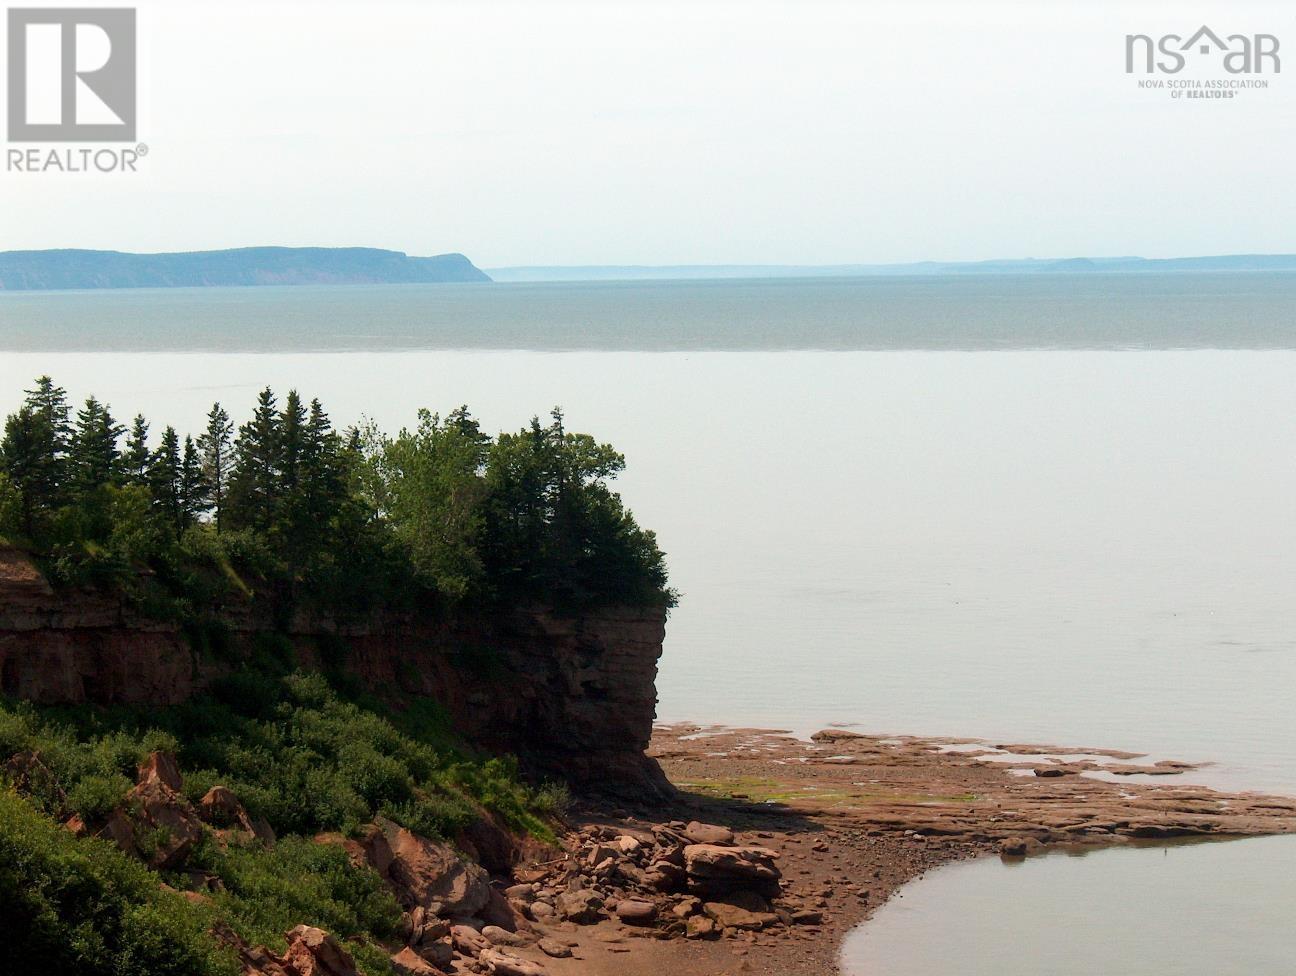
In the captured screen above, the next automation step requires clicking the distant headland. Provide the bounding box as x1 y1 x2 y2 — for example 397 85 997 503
489 253 1296 282
0 247 491 290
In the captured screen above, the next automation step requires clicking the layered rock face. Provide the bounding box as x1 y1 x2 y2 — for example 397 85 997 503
0 545 669 794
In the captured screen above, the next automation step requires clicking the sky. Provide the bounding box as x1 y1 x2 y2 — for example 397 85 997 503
2 0 1295 266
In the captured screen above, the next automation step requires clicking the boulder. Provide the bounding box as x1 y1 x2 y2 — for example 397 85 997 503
643 860 686 892
683 844 781 898
683 821 734 846
614 899 657 925
479 949 546 976
125 766 205 870
198 785 275 845
480 886 523 931
362 819 490 917
450 924 490 957
281 925 358 976
554 888 603 924
408 907 450 947
482 925 531 947
503 883 535 903
703 894 778 931
138 751 183 791
537 939 572 958
411 940 453 970
671 896 701 918
685 915 718 939
389 947 443 976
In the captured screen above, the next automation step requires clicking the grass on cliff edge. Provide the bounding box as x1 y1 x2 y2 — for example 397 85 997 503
0 671 570 975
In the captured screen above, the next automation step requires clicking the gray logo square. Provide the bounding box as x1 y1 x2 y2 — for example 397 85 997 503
7 7 136 142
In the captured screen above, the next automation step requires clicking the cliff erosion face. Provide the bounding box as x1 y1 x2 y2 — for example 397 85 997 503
0 546 670 796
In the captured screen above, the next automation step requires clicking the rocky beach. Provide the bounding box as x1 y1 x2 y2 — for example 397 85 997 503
197 723 1295 976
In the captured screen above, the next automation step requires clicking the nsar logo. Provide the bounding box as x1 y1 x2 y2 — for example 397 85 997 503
1126 25 1280 75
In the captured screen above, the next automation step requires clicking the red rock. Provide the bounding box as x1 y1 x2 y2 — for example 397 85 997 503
479 949 546 976
361 818 490 917
554 888 603 923
281 925 358 976
450 924 490 956
479 885 523 931
614 899 657 925
138 751 183 791
685 915 718 939
127 773 205 870
683 821 734 845
537 939 571 958
643 860 686 892
703 896 778 931
683 844 782 898
198 784 276 845
389 947 443 976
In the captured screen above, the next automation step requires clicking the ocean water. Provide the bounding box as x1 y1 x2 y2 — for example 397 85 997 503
3 271 1296 351
841 836 1296 976
2 275 1294 974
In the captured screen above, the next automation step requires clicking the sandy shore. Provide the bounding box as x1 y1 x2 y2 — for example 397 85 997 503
511 723 1296 976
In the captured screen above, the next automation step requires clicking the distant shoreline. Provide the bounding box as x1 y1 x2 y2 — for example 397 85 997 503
488 253 1296 283
0 246 491 291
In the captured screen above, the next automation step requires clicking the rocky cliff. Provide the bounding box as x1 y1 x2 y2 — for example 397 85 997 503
0 545 669 795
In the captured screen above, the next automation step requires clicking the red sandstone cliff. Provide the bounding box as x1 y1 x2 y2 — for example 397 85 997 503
0 545 670 795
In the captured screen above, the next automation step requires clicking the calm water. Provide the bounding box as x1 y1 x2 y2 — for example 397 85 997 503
3 272 1296 351
842 837 1296 976
2 276 1294 974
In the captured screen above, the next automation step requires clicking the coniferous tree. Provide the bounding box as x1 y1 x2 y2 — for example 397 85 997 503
148 426 184 534
277 391 308 509
301 398 342 526
227 388 280 531
180 435 208 525
24 376 72 447
196 404 233 530
122 415 151 485
69 397 125 497
0 406 60 538
15 377 71 510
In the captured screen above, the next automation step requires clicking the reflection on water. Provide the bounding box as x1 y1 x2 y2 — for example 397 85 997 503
841 836 1296 976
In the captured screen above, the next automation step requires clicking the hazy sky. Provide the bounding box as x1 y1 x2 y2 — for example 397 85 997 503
3 0 1295 265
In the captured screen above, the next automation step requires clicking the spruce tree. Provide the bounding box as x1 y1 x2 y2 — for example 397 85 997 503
122 415 151 485
148 426 184 534
278 390 307 504
23 376 72 447
69 397 124 497
0 406 59 539
197 404 233 530
228 388 280 531
17 376 71 508
180 435 208 525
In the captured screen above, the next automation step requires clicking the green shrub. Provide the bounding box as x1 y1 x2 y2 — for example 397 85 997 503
210 836 400 953
0 672 560 973
67 772 132 821
0 790 238 976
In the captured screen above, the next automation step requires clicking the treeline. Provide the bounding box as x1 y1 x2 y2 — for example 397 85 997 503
0 377 672 614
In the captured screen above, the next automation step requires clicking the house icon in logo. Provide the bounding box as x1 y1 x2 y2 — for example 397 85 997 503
1181 25 1229 55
